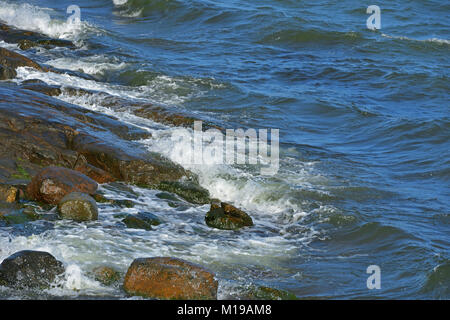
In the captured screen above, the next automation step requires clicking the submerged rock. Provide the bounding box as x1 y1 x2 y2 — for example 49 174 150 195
0 250 65 289
26 166 98 205
93 266 121 286
244 285 298 300
123 257 218 300
205 201 253 230
156 180 210 204
122 212 162 231
57 192 98 222
122 215 153 231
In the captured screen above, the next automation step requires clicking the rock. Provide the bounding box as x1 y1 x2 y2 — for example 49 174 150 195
57 192 98 221
0 75 196 194
72 134 189 186
205 201 253 230
27 166 98 205
137 212 162 226
156 180 210 204
0 202 40 225
35 39 75 49
73 161 116 184
92 193 135 208
93 266 121 286
122 215 153 231
244 285 298 300
0 47 44 80
22 82 62 96
0 64 16 80
123 257 218 300
18 39 37 50
0 184 19 203
122 212 161 230
0 250 65 289
0 202 24 224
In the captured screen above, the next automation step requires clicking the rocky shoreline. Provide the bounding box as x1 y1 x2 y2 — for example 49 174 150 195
0 22 296 300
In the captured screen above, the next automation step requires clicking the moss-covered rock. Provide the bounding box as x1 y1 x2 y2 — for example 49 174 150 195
0 202 39 225
205 201 253 230
122 215 152 231
57 192 98 222
245 285 298 300
156 180 210 205
122 212 161 230
93 266 121 286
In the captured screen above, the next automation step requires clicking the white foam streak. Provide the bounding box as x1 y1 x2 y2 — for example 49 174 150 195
46 56 127 76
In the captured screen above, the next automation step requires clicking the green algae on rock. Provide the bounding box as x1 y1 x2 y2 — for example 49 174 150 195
205 201 253 230
57 192 98 222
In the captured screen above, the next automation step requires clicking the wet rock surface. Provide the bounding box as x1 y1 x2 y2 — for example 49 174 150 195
156 180 210 204
205 200 254 230
243 285 298 300
92 266 121 286
57 192 98 222
0 47 44 80
123 257 218 300
27 167 98 205
122 212 162 231
0 250 65 289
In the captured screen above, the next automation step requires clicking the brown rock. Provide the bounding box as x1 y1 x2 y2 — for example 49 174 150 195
205 201 254 230
57 192 98 221
0 47 44 80
27 166 98 205
74 161 116 184
72 134 189 186
123 257 218 300
0 184 18 203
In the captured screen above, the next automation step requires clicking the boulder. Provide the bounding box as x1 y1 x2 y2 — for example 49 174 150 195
26 166 98 205
93 266 121 286
0 250 65 289
57 192 98 221
123 257 218 300
205 201 253 230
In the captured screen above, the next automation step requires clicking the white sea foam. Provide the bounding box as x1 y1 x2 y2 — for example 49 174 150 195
0 1 94 41
113 0 129 5
14 67 194 107
46 55 127 75
381 33 450 45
